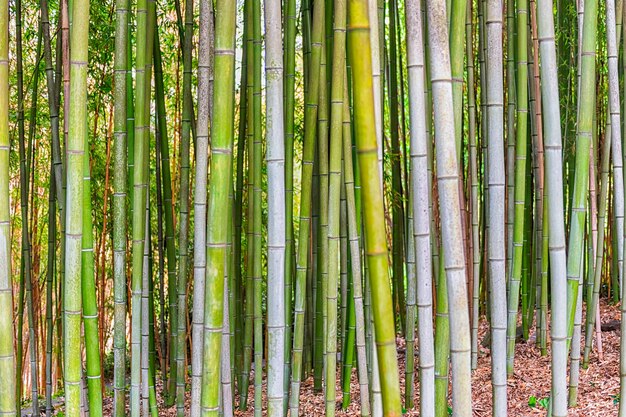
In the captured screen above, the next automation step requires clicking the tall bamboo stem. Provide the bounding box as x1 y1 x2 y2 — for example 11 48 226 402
347 0 402 413
425 0 472 414
0 0 16 409
64 0 90 413
200 0 236 410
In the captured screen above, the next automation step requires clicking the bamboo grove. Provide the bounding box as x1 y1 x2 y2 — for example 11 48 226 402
3 0 626 413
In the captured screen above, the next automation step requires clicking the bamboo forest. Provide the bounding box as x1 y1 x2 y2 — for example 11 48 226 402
5 0 626 413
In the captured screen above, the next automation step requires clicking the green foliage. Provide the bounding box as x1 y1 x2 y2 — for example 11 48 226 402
528 395 549 409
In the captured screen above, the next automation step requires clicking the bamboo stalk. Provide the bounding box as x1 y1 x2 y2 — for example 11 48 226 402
191 0 214 414
505 0 529 375
265 0 286 412
535 0 568 411
347 0 402 413
341 77 371 416
565 0 598 344
405 0 434 412
175 0 194 411
0 0 17 409
425 0 473 414
325 0 346 410
200 0 236 410
289 0 324 410
82 131 103 416
64 0 90 412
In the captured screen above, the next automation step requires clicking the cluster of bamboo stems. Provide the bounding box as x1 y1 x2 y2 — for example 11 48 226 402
3 0 626 415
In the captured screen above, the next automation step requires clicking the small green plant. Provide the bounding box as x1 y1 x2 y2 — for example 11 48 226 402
611 394 620 405
528 395 549 409
448 405 453 415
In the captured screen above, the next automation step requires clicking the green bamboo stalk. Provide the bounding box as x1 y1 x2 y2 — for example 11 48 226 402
308 147 319 379
341 272 355 409
539 196 549 355
341 78 370 416
368 7 382 400
304 1 326 394
156 136 168 393
314 28 329 394
127 6 134 224
505 0 516 281
505 0 529 375
584 128 611 367
568 230 586 406
141 196 151 416
283 0 297 403
425 0 473 413
148 244 159 417
609 7 621 303
82 133 103 415
64 0 90 412
227 181 236 412
521 141 534 338
0 0 16 410
239 0 255 405
388 0 406 331
340 178 349 367
585 0 623 370
191 0 214 414
130 0 155 412
176 0 194 411
220 266 234 417
17 13 42 413
326 0 346 410
620 107 626 417
529 38 540 341
405 0 435 412
449 0 466 162
52 12 66 408
232 16 245 399
528 0 546 353
565 0 598 343
41 0 64 217
252 0 263 411
404 178 417 409
153 28 178 404
347 0 402 413
584 140 598 351
434 258 449 417
364 0 382 185
466 0 480 371
16 262 24 411
612 218 620 304
41 17 65 398
113 0 129 410
45 164 56 417
199 0 236 411
15 0 26 406
612 2 626 402
300 0 312 376
535 0 568 410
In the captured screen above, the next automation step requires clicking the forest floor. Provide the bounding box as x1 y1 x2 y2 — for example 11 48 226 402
97 299 622 417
